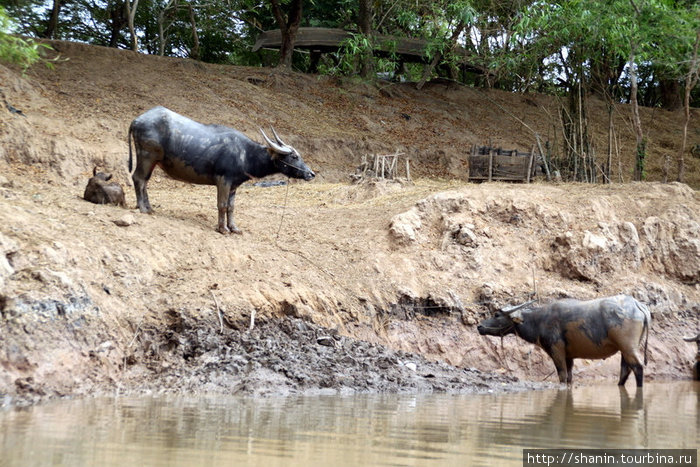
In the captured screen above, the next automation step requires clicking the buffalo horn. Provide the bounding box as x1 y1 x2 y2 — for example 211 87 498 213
502 299 536 315
682 333 700 342
260 128 292 154
270 126 290 148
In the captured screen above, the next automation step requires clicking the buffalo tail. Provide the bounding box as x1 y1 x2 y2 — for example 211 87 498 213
127 124 134 173
639 301 651 366
643 318 649 365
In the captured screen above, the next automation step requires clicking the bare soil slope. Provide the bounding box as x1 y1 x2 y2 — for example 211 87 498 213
0 41 698 403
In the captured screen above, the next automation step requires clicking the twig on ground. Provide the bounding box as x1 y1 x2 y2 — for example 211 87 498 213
211 290 224 334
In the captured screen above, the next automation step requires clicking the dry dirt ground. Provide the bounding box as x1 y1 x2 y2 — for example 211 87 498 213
0 40 698 405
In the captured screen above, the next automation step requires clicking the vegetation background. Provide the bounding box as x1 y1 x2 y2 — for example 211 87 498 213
1 0 699 184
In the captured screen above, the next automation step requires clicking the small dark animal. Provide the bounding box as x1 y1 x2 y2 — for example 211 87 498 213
477 295 651 387
128 106 315 234
682 333 700 381
83 167 126 207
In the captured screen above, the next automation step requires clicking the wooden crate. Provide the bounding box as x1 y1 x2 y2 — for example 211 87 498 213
468 145 537 182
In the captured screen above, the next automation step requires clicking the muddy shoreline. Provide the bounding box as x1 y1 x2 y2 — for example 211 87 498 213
1 297 553 407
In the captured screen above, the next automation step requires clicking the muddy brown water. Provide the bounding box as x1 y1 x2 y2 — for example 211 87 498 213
1 382 697 466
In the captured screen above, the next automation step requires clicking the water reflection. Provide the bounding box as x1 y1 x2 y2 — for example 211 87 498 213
0 382 697 467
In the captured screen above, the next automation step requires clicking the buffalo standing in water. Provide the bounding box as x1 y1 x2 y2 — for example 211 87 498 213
477 295 651 387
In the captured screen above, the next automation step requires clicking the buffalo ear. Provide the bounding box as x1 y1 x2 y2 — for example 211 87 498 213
510 309 524 324
266 147 280 160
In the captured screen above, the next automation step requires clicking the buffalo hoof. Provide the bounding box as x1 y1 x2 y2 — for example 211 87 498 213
217 226 231 235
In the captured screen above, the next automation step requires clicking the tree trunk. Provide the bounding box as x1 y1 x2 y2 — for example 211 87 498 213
606 102 613 183
157 0 178 56
358 0 374 79
108 0 127 48
416 20 465 90
560 69 593 182
42 0 62 39
188 4 200 60
628 52 645 181
270 0 303 69
124 0 140 51
658 78 681 111
158 11 165 56
677 31 700 183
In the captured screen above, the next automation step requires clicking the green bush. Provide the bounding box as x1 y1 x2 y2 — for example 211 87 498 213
0 6 46 70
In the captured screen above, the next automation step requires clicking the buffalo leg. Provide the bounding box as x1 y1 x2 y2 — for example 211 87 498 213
619 359 632 386
619 353 644 387
226 187 241 234
548 344 569 384
215 180 233 234
632 363 644 387
549 350 568 384
131 144 158 213
565 358 574 384
132 161 155 213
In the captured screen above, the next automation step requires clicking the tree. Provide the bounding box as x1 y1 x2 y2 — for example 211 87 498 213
42 0 63 38
510 0 700 182
269 0 302 68
124 0 140 51
415 8 469 90
0 5 52 70
677 30 700 182
357 0 373 78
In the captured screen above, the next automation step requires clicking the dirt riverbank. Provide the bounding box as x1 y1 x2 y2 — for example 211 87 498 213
0 41 698 405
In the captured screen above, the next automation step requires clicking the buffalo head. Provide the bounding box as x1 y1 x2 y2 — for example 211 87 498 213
260 127 315 181
477 300 535 336
91 166 113 182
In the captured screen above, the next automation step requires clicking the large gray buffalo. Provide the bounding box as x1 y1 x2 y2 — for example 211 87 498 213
477 295 651 387
128 106 315 234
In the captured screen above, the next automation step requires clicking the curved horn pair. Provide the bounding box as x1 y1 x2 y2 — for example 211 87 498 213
260 127 293 155
501 299 536 314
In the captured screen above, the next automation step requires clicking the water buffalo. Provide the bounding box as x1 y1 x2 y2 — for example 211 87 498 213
83 167 126 207
128 106 315 234
682 333 700 380
477 295 651 387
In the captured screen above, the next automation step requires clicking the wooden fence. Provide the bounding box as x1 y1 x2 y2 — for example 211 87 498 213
351 152 411 182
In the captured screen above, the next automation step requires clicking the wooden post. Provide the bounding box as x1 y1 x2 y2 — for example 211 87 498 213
488 149 494 182
406 158 411 181
389 154 397 179
527 144 536 183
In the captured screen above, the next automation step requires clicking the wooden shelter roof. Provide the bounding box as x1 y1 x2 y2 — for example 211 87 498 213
252 27 430 61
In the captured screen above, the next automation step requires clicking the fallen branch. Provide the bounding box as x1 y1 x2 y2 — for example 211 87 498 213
249 308 256 331
211 290 224 334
